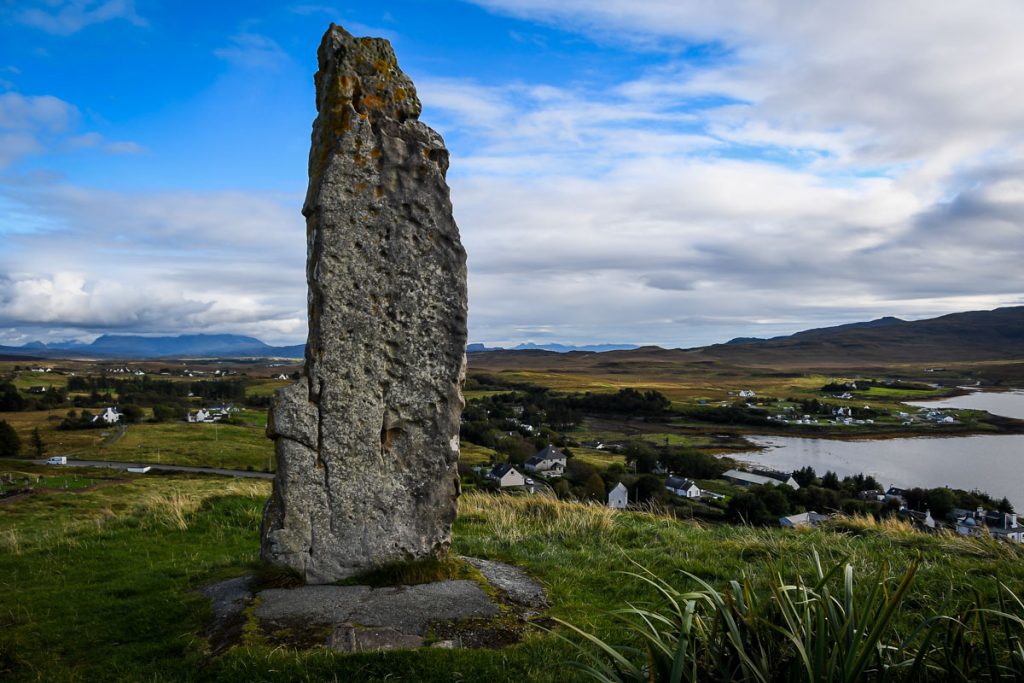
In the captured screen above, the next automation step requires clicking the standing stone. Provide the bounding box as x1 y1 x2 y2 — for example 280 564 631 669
260 24 468 584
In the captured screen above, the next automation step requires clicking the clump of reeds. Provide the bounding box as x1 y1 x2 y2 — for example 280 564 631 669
553 550 1024 682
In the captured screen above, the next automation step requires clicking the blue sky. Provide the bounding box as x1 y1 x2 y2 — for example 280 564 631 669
2 1 1023 348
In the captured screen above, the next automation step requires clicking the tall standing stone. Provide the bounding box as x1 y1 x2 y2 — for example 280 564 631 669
260 24 468 584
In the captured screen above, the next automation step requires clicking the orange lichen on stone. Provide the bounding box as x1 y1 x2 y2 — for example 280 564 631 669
361 93 386 110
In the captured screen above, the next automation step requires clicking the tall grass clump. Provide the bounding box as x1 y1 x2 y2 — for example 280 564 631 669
462 491 616 545
554 551 1024 682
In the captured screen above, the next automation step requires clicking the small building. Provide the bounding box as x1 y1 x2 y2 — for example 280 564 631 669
986 512 1023 543
884 487 908 506
723 469 800 490
738 389 756 398
188 408 213 423
608 482 628 509
665 476 701 498
779 511 830 528
901 508 937 530
91 407 122 424
487 463 526 488
524 445 567 478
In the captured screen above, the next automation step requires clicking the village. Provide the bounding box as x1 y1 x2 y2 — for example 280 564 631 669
474 441 1022 542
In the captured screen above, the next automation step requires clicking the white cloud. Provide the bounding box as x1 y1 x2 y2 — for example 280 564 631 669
214 33 290 70
425 0 1024 345
15 0 146 36
0 180 307 344
64 132 145 155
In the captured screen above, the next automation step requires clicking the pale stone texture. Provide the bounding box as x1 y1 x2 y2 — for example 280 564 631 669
261 24 468 584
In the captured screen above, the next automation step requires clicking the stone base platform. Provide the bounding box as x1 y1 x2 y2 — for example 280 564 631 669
199 557 547 654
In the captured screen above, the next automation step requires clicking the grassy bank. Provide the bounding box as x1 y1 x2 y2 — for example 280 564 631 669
2 468 1023 681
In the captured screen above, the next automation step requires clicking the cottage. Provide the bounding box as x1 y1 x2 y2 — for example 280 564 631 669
986 512 1023 543
91 407 122 424
884 487 908 506
607 482 628 509
723 469 800 490
901 508 936 530
665 476 701 498
524 445 567 478
738 389 756 398
779 511 830 528
487 463 526 488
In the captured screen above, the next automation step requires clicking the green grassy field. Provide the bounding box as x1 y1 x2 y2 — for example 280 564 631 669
2 466 1023 682
0 407 274 472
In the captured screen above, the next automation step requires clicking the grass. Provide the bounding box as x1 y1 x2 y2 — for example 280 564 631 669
2 467 1024 681
100 420 275 471
338 555 479 588
460 442 499 466
556 553 1024 682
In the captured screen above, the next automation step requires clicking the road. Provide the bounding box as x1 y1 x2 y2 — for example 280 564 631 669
25 458 274 480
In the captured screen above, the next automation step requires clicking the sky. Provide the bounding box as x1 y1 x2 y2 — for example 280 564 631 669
1 0 1023 349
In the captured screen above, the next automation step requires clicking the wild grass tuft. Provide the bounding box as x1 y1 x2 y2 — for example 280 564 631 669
462 491 617 545
553 551 1024 682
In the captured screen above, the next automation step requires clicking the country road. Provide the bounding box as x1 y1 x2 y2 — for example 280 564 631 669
22 458 274 480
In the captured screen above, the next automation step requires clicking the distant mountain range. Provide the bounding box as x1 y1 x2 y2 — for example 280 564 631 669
705 306 1024 364
0 334 305 360
2 305 1021 362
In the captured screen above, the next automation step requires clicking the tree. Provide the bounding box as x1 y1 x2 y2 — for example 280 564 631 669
0 420 20 458
31 427 46 458
821 471 841 490
632 474 665 504
0 382 24 412
727 491 769 524
623 440 659 474
583 472 606 501
925 487 957 519
792 465 818 488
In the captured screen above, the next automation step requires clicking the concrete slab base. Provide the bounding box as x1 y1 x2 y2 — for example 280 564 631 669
198 557 547 654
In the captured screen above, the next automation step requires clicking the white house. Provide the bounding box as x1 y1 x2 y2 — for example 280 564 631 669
738 389 756 398
524 445 567 478
91 407 122 424
608 482 628 509
723 469 800 490
779 511 830 528
987 512 1024 543
487 463 526 488
188 408 213 423
665 476 701 498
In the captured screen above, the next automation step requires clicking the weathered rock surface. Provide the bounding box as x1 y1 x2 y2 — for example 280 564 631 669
255 581 499 636
260 24 468 583
464 556 549 609
199 559 547 653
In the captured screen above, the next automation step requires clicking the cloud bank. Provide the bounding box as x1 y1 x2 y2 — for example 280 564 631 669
2 2 1023 348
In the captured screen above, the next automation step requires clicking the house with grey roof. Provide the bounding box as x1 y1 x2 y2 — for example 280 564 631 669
524 445 567 478
723 469 800 490
487 463 526 488
779 511 830 528
665 476 701 498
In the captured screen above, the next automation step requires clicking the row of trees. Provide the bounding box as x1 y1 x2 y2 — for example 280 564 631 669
0 420 47 459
